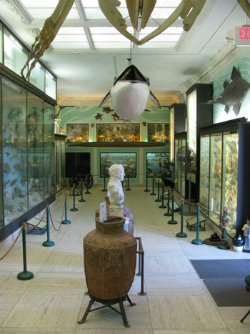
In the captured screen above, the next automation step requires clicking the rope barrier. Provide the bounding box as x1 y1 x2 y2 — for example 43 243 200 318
0 203 49 261
171 191 224 221
0 224 24 261
26 204 49 232
0 193 69 260
49 205 63 232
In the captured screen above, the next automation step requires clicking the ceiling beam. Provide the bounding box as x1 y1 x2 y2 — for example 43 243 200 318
74 0 95 50
29 19 184 29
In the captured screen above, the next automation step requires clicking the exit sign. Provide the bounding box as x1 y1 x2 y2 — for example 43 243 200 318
235 26 250 46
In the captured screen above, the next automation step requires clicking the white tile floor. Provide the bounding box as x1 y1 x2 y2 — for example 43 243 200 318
0 186 250 333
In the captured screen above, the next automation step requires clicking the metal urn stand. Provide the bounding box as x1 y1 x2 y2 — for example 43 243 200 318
78 294 136 328
79 216 137 328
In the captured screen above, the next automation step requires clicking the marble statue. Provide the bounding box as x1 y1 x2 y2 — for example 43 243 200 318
107 164 125 214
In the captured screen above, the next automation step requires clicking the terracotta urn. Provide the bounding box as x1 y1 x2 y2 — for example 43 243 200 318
84 215 137 300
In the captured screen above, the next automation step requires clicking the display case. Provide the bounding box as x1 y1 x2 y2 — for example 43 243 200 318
174 132 186 197
169 103 186 162
55 134 66 192
1 75 56 241
199 118 248 237
186 84 213 202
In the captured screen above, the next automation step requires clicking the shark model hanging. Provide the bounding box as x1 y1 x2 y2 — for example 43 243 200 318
99 64 161 120
207 66 250 116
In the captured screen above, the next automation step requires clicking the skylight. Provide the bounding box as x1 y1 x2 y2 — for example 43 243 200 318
18 0 184 51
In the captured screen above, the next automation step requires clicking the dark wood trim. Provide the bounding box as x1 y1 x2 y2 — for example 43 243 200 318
66 142 167 147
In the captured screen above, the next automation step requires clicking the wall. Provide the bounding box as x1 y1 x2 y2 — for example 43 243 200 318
58 105 170 186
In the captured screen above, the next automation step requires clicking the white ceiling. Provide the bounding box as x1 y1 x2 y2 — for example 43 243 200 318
0 0 249 106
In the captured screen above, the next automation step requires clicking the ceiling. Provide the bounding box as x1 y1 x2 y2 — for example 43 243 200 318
0 0 249 107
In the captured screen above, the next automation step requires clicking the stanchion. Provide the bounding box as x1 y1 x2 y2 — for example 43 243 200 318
176 200 187 238
79 179 86 203
71 184 78 211
164 189 172 216
126 170 131 191
43 206 55 247
17 223 34 280
85 175 91 194
168 190 177 224
136 237 146 296
144 173 150 192
159 183 166 208
155 179 161 202
62 194 71 224
102 174 106 192
192 203 203 245
217 207 230 250
150 176 156 195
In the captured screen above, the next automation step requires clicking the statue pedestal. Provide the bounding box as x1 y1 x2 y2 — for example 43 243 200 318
110 205 124 217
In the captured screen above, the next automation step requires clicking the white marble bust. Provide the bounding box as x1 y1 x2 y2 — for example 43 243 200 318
107 164 125 208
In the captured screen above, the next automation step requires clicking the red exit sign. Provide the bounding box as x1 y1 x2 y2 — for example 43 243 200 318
235 26 250 46
239 27 250 39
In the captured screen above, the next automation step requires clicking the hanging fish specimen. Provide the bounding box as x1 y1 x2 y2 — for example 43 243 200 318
206 66 250 116
99 64 161 120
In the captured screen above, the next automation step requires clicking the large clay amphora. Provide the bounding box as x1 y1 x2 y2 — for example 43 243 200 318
84 216 137 300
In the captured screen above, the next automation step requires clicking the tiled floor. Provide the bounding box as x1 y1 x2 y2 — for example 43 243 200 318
0 186 250 334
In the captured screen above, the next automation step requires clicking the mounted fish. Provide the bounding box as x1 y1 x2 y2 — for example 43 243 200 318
206 66 250 116
99 64 161 120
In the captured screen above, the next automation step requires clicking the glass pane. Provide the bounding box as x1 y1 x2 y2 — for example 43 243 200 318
209 134 222 225
56 142 62 192
44 102 55 197
3 28 28 77
200 135 210 215
0 76 2 229
174 139 178 191
222 131 238 237
45 70 56 99
2 78 28 226
27 93 44 209
187 90 197 155
61 142 66 189
170 108 174 162
0 22 3 63
29 62 45 92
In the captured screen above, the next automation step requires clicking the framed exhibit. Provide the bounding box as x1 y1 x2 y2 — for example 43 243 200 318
66 123 89 142
100 152 137 178
146 152 170 178
96 123 140 142
148 123 169 142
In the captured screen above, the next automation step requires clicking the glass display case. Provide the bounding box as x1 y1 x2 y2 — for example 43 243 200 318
199 118 245 237
174 132 186 197
0 22 3 63
2 77 29 225
1 76 56 232
45 70 57 100
1 19 57 99
55 135 66 192
169 103 186 162
44 102 56 196
3 27 28 77
29 62 46 92
186 84 213 201
170 108 174 162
